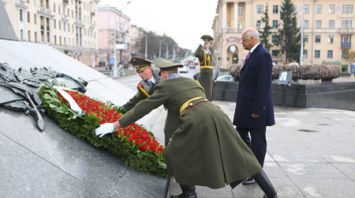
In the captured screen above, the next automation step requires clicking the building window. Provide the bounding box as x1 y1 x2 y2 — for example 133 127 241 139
54 19 56 29
303 50 308 59
59 21 61 30
316 20 322 29
315 5 322 14
34 32 37 42
256 5 264 14
304 4 309 14
342 35 351 43
271 50 279 56
27 12 30 23
314 50 320 58
34 14 36 24
328 20 335 29
19 9 23 21
303 35 308 43
272 20 278 28
272 35 278 44
28 30 31 41
343 5 353 14
329 4 335 14
238 5 243 16
328 35 334 44
342 20 353 28
327 50 333 58
53 3 56 13
342 50 348 58
20 29 24 40
54 35 57 45
272 5 278 14
304 20 309 29
315 35 321 43
58 5 61 14
256 20 262 28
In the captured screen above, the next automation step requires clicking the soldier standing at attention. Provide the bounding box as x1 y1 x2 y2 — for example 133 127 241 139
96 59 277 198
121 57 160 112
194 35 214 101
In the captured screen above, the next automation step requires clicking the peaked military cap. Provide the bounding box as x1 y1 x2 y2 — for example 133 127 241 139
130 57 153 72
154 58 183 72
200 34 213 42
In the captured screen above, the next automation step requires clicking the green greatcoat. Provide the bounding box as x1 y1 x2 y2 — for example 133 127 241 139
119 77 261 189
194 44 213 101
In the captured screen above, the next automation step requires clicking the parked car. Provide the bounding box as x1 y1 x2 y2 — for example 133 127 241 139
178 65 189 73
215 74 234 82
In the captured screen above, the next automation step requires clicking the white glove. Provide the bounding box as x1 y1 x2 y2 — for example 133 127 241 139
95 123 115 137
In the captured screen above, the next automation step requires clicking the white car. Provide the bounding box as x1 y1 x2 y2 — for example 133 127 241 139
215 74 234 82
178 65 189 73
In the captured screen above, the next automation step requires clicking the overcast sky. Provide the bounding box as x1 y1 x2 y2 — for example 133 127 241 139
99 0 218 51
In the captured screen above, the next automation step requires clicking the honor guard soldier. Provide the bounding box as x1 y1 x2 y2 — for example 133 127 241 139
194 34 214 101
121 57 160 112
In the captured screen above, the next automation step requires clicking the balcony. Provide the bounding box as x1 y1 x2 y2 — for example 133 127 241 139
61 15 69 22
15 0 28 9
37 7 53 17
341 42 351 49
63 0 69 4
338 28 355 34
223 27 243 34
74 20 84 27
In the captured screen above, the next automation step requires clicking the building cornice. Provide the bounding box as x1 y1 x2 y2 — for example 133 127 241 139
97 6 130 21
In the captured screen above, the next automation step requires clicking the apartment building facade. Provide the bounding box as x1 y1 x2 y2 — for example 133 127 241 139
129 24 146 59
2 0 99 66
213 0 355 69
96 6 130 67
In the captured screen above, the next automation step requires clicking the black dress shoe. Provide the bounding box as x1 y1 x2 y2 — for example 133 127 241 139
242 178 256 185
170 192 197 198
171 184 197 198
263 194 278 198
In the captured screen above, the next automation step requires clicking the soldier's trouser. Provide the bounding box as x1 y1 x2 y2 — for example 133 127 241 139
171 184 197 198
254 170 277 198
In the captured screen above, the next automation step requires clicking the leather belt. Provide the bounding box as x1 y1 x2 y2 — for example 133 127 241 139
200 66 213 69
179 96 207 114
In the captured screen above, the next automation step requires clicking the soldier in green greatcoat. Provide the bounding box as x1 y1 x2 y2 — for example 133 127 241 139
194 34 214 101
121 57 160 112
95 59 277 198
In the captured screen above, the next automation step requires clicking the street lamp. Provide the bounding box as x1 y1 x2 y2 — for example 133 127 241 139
144 34 148 59
299 0 305 65
159 39 165 58
164 43 169 59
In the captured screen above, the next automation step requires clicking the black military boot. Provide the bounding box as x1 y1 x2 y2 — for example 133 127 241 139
171 184 197 198
254 170 277 198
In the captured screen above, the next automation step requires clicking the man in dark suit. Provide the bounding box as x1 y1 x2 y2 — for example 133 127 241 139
233 27 275 186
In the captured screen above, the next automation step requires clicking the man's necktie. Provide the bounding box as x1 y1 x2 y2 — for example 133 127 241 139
245 52 251 61
147 80 153 86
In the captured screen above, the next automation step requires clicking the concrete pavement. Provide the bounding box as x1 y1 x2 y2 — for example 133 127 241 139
168 104 355 198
